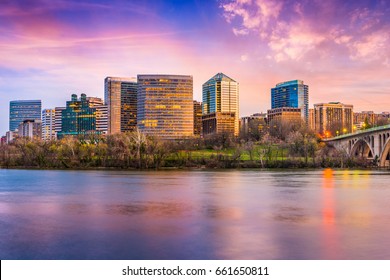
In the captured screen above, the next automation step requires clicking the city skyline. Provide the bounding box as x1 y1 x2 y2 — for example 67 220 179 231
1 0 390 134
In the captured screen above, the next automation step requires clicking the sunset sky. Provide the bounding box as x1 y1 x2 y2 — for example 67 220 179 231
1 0 390 134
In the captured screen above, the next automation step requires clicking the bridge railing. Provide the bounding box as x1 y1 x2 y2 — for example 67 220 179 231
324 124 390 141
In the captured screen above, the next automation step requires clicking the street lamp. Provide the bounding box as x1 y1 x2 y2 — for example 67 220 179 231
343 128 347 134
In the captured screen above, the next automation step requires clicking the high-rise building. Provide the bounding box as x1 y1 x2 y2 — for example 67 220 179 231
86 97 108 134
202 73 239 136
18 119 42 139
9 100 42 131
57 94 98 138
104 77 137 134
271 80 308 123
42 109 56 141
193 101 202 136
54 107 66 137
314 102 353 137
137 74 194 139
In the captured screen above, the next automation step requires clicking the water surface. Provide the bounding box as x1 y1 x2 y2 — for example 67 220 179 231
0 169 389 259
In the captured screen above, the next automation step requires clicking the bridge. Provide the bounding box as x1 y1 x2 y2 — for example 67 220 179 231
323 125 390 167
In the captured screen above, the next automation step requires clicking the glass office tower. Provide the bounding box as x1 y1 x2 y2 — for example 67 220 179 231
137 74 194 139
271 80 308 123
9 100 42 131
202 73 239 136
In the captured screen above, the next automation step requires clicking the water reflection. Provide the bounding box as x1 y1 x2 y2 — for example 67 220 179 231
1 169 390 259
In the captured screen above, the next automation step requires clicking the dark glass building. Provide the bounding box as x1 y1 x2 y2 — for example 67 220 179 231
271 80 308 123
57 94 98 138
9 100 42 131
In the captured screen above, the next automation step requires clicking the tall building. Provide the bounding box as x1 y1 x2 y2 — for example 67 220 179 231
193 101 202 136
57 94 98 138
42 109 56 141
271 80 308 123
9 100 42 131
18 119 42 139
137 74 194 139
104 77 137 134
202 73 239 136
54 107 66 137
86 97 108 134
314 102 353 137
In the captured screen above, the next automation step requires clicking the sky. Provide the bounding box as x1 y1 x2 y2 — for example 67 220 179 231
1 0 390 134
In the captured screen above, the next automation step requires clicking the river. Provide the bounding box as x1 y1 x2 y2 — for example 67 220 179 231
0 169 389 259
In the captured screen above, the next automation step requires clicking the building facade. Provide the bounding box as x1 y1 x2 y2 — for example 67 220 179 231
267 107 303 139
240 113 267 140
202 112 236 136
18 119 42 139
86 97 108 134
9 100 42 131
57 94 98 138
42 109 56 141
314 102 353 137
54 107 66 138
202 73 239 136
193 101 202 136
271 80 308 123
104 77 137 134
137 74 194 139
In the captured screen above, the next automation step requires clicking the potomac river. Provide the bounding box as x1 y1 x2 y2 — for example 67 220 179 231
0 168 390 259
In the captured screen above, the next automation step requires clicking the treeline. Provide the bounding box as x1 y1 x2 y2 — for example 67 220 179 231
0 128 374 169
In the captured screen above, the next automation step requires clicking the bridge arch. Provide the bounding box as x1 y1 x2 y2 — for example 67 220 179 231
379 138 390 167
350 139 374 158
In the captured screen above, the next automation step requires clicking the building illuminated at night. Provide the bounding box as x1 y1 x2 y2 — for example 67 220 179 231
104 77 137 134
137 74 194 139
202 73 239 136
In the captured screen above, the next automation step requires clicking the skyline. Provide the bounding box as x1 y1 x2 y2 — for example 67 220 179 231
1 0 390 134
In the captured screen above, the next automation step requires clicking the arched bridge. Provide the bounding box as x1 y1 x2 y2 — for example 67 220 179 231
323 125 390 167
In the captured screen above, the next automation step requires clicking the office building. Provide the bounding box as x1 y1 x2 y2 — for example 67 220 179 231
267 107 303 138
54 107 66 136
9 100 42 131
308 108 315 131
202 73 239 136
240 113 267 139
42 109 56 141
104 77 137 134
57 94 98 138
202 112 236 136
271 80 308 123
137 74 194 139
193 101 202 136
86 97 108 134
18 119 42 139
314 102 353 137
